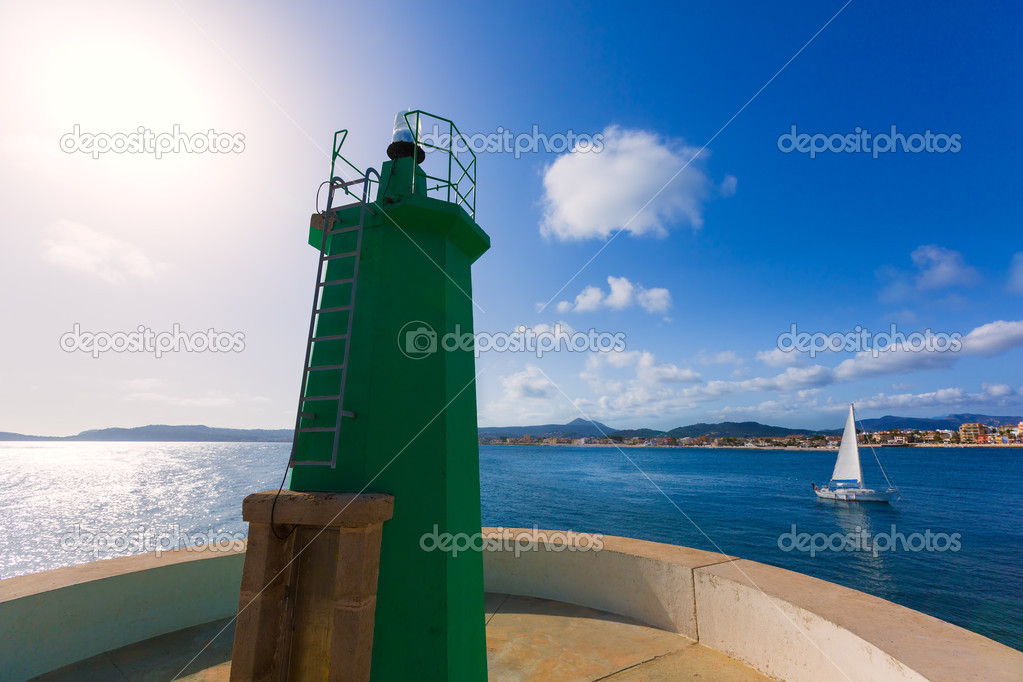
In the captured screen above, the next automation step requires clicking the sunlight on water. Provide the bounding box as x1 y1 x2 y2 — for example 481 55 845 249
1 441 1020 653
0 442 289 578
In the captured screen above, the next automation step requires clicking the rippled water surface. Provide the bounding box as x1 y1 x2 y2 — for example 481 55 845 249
1 442 1020 651
481 445 1023 652
0 442 289 578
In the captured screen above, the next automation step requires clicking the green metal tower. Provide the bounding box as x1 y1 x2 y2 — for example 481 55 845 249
288 111 489 680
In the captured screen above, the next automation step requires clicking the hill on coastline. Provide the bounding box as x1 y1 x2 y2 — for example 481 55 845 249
477 418 612 439
2 412 1019 443
858 413 1022 432
482 413 1023 440
0 425 292 442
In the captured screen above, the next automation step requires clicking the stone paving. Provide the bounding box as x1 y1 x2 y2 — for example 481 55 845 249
36 593 768 681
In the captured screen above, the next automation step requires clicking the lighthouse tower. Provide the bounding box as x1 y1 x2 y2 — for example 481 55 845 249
232 112 489 681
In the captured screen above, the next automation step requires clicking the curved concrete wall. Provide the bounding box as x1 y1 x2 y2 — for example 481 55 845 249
480 528 1023 682
3 531 1021 681
0 545 245 682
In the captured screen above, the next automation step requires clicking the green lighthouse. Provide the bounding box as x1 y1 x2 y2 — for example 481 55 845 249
281 111 488 680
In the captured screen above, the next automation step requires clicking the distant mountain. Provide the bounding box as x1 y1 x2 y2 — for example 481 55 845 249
941 413 1023 427
479 419 808 440
0 425 292 442
666 422 810 439
858 414 1023 432
0 432 51 441
478 418 613 439
611 428 669 439
478 412 1023 441
5 411 1019 444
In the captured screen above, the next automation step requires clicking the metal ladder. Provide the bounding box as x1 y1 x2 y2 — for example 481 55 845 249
289 170 378 467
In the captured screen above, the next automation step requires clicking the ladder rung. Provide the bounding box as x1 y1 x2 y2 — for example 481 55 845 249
307 364 344 371
290 459 333 466
297 427 336 433
315 305 351 314
326 226 361 235
311 334 348 342
327 200 366 213
319 278 355 287
297 411 315 419
324 251 358 261
327 203 376 216
302 395 342 401
332 178 367 189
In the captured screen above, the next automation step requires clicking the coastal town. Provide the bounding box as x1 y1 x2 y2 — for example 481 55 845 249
480 421 1023 448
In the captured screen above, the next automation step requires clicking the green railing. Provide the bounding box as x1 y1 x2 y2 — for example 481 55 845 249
403 110 477 219
326 111 477 219
328 129 380 202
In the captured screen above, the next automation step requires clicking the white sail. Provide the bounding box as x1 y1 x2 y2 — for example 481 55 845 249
831 405 863 486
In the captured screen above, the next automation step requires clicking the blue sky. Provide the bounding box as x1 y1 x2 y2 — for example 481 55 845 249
1 0 1021 435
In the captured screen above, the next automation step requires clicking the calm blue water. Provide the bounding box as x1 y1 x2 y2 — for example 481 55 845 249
1 442 1020 651
481 445 1023 652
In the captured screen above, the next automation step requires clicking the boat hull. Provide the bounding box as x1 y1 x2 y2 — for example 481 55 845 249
815 487 899 503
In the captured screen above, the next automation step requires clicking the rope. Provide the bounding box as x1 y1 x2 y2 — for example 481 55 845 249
856 414 898 491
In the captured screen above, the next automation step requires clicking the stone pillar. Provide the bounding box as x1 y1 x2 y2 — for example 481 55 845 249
230 490 393 682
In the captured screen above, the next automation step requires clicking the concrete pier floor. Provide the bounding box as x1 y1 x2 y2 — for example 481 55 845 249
35 593 768 681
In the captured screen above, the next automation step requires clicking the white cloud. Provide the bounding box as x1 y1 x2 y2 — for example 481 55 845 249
961 320 1023 356
500 365 559 401
605 276 635 309
719 174 738 197
41 220 166 284
982 382 1013 397
483 317 1023 426
1008 253 1023 294
597 319 1023 419
583 349 699 393
578 351 836 421
731 365 835 393
529 321 576 337
636 287 672 314
540 126 728 240
697 350 744 365
853 388 968 411
879 245 978 301
911 245 978 290
758 319 1023 383
557 276 671 315
853 384 1020 412
756 348 804 367
710 381 1023 425
833 345 958 381
479 365 576 425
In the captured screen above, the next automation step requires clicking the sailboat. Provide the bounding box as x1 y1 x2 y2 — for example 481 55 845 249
814 404 900 503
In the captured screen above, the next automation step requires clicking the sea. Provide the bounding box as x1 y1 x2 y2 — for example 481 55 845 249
1 442 1020 652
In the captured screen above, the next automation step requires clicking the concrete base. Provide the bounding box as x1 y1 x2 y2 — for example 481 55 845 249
229 490 393 682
